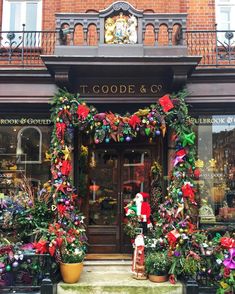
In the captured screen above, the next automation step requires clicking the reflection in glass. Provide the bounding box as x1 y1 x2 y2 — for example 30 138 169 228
122 149 151 208
89 150 118 225
196 115 235 223
17 127 42 163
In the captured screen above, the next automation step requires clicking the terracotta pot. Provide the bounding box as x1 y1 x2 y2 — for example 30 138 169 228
60 262 83 283
148 274 168 283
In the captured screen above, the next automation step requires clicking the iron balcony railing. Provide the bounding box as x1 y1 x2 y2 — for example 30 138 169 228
0 27 235 67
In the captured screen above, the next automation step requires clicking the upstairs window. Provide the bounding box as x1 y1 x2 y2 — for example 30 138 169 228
2 0 42 32
216 0 235 44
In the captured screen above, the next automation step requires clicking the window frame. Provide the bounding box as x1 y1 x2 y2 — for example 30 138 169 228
2 0 42 32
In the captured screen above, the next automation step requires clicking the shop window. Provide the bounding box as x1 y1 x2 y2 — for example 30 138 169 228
195 115 235 224
17 126 42 163
0 124 51 197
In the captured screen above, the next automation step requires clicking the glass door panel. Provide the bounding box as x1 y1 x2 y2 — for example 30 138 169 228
89 149 118 225
122 149 151 207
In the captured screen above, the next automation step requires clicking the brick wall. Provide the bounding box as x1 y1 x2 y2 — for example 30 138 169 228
0 0 216 31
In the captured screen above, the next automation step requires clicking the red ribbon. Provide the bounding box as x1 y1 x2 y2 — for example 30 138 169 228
159 95 174 112
77 104 90 120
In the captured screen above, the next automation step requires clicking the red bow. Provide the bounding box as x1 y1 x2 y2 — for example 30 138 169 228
167 229 180 247
176 149 186 157
159 95 174 112
181 183 196 204
129 114 141 129
33 240 48 254
77 104 90 120
220 237 235 249
56 122 66 140
61 160 72 176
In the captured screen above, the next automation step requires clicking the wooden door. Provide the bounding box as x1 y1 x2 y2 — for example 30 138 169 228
87 144 156 253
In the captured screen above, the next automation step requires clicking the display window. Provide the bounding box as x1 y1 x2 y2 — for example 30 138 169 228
194 115 235 223
0 123 52 198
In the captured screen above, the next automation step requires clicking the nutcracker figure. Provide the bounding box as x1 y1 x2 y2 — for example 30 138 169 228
132 234 147 280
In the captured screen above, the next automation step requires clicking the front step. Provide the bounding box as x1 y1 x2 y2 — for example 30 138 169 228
57 255 183 294
57 272 183 294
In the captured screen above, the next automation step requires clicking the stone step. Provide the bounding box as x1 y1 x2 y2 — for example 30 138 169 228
57 271 183 294
84 259 132 273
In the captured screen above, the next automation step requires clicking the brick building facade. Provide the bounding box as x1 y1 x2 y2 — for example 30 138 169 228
0 0 235 253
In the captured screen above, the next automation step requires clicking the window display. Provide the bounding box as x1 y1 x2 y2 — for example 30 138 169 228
195 115 235 223
0 125 52 197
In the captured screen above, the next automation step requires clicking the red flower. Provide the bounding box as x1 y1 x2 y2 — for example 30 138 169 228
159 95 174 112
224 268 231 278
57 204 66 216
77 104 90 120
176 149 186 157
61 160 72 176
33 240 48 254
220 237 235 249
169 274 176 284
49 245 56 257
129 114 141 129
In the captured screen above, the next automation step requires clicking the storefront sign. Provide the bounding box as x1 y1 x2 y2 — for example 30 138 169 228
76 79 167 97
190 116 235 125
0 118 52 125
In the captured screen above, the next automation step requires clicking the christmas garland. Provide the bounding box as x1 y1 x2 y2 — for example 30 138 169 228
49 88 197 242
33 89 198 267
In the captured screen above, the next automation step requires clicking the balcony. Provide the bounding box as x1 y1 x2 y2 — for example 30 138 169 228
0 28 235 68
0 1 235 75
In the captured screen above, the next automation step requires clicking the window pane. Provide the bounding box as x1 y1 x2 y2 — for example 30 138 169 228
10 2 22 30
26 2 37 30
195 115 235 223
0 125 52 196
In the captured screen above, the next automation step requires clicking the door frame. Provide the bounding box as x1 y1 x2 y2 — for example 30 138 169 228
83 140 162 253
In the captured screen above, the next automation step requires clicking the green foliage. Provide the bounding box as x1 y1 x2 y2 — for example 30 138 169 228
145 251 171 275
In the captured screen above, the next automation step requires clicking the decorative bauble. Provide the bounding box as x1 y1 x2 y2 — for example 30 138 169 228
155 130 161 136
12 261 19 268
27 259 32 264
126 136 131 142
0 268 4 274
105 138 110 143
94 139 99 144
6 265 11 272
65 200 70 206
145 128 151 136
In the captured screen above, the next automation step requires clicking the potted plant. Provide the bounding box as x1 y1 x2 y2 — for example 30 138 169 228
145 251 171 282
34 218 87 284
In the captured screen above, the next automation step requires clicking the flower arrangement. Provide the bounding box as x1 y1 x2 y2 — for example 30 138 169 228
145 251 171 276
34 222 87 264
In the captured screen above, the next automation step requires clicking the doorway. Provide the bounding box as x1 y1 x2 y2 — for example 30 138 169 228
86 142 160 253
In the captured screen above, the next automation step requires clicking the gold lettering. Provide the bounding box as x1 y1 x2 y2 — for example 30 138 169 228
110 85 118 94
128 85 135 94
101 85 109 94
151 84 163 93
93 85 100 94
120 85 127 94
80 85 88 94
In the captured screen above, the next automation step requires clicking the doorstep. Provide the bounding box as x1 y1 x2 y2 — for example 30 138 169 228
57 271 183 294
